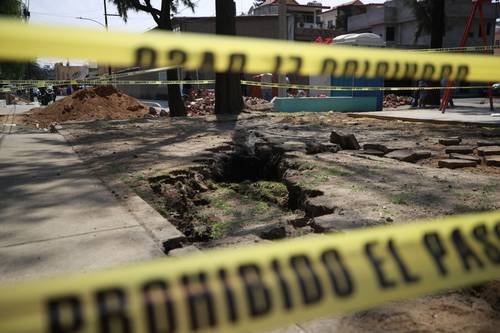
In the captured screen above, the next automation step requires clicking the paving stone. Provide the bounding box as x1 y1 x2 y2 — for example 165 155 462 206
236 222 287 240
363 143 394 153
485 156 500 167
361 149 385 157
449 153 481 164
386 149 431 163
168 245 199 256
477 140 500 147
438 159 477 169
444 145 474 154
482 129 500 138
330 130 360 150
305 142 339 154
476 145 500 156
311 214 375 232
275 141 307 152
439 137 462 146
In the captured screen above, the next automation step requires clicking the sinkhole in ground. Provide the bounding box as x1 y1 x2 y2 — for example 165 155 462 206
147 146 322 243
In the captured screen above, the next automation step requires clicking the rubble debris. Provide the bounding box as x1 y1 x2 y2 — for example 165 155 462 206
386 149 431 163
449 153 481 164
48 123 62 133
444 145 474 154
330 130 360 150
439 137 462 146
485 156 500 167
438 159 477 169
383 94 412 108
476 146 500 156
148 107 158 116
186 91 215 116
159 109 169 117
305 142 339 155
244 97 274 111
23 86 147 128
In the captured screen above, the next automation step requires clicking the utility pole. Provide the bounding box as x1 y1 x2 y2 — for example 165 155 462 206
278 0 287 97
103 0 112 75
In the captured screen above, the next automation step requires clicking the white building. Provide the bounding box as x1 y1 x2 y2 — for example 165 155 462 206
347 0 497 48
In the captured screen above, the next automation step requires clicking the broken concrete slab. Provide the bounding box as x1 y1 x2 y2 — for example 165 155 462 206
304 196 336 217
235 222 287 240
385 149 431 163
362 143 394 154
438 159 477 169
330 130 360 150
485 156 500 167
311 214 375 232
477 140 500 147
168 245 200 256
476 145 500 156
439 137 462 146
305 142 339 155
444 145 475 154
361 149 385 157
197 235 270 250
449 153 481 164
275 141 307 152
482 129 500 138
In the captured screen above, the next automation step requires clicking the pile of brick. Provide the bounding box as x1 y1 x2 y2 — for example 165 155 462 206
185 91 215 116
185 93 273 116
383 94 412 108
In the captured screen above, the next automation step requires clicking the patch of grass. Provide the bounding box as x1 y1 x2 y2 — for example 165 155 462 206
253 201 270 214
391 194 409 205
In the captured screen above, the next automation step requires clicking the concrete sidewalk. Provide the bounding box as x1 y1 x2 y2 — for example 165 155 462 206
0 133 164 282
349 97 500 126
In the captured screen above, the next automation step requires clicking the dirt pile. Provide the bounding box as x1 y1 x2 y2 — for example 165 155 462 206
383 94 412 108
24 86 147 127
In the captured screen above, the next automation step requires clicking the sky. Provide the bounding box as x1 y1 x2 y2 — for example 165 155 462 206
28 0 386 32
27 0 384 65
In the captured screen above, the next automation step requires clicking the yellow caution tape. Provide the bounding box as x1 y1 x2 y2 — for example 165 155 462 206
1 79 494 92
240 80 493 91
0 211 499 333
1 19 500 83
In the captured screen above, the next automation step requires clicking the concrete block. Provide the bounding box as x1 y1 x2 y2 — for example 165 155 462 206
438 159 477 169
444 145 474 154
439 137 461 146
485 156 500 167
476 145 500 156
449 153 481 164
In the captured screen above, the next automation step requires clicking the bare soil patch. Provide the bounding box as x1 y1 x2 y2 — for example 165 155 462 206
60 112 500 332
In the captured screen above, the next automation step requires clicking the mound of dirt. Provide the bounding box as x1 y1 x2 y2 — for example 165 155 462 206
24 86 147 127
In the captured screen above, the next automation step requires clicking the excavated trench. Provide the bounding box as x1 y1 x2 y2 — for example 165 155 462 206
148 137 329 243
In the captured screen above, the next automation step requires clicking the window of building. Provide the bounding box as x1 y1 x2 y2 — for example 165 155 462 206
304 15 314 23
486 22 491 35
327 20 334 29
496 40 500 46
386 27 395 42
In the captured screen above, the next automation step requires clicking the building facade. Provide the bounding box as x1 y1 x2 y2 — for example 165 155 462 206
347 0 497 48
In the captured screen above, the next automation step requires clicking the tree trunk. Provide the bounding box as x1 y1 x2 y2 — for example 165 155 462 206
429 0 445 106
158 0 186 117
215 0 243 115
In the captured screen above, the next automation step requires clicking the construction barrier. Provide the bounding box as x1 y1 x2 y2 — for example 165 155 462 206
1 19 500 83
0 211 499 333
